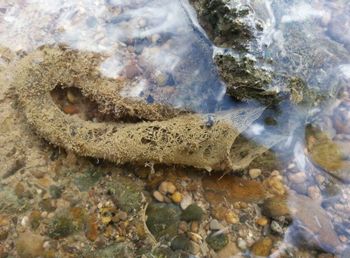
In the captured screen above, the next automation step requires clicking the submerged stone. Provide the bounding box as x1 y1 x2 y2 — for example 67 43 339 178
203 174 266 206
170 235 191 251
206 233 229 252
181 204 204 222
250 236 273 257
16 231 44 258
84 243 133 258
146 203 181 241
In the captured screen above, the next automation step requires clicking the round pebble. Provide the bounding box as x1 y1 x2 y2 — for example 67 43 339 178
249 168 262 179
210 219 224 231
171 191 183 203
180 194 193 210
256 216 268 226
225 211 239 224
159 181 176 195
153 191 164 202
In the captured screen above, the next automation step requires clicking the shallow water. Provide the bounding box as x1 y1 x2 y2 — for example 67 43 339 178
1 0 350 257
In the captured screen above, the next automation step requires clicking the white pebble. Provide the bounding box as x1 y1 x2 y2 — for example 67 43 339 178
249 168 261 179
180 194 193 210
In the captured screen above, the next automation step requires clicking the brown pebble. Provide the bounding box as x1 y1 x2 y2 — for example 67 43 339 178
159 181 176 194
63 104 79 114
256 216 269 226
178 221 188 234
153 191 164 202
225 211 239 224
250 236 273 257
85 215 98 242
124 64 141 79
190 221 199 233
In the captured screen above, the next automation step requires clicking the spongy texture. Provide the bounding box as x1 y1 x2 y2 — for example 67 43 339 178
16 46 267 171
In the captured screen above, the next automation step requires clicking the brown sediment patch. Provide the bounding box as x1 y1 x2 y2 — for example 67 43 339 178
15 45 272 171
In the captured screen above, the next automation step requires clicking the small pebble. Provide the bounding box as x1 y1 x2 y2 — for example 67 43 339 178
210 219 224 231
21 216 29 227
181 204 204 221
178 221 188 234
288 172 307 184
271 220 284 235
308 185 322 200
153 191 164 202
225 211 239 224
256 216 268 226
171 191 183 204
159 181 176 194
180 194 193 210
249 168 262 179
190 221 199 233
237 238 247 250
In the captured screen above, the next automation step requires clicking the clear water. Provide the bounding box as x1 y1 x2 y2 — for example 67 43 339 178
1 0 350 256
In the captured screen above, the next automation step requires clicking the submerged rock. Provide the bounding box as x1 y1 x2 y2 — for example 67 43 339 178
181 204 204 222
206 233 229 252
16 231 44 258
146 203 181 241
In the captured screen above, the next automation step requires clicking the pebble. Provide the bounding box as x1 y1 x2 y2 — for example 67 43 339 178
206 233 229 251
307 185 322 200
153 191 164 202
249 168 262 179
270 220 284 235
256 216 268 226
210 219 224 231
181 204 204 222
190 221 199 233
288 172 307 184
264 176 286 196
225 211 239 224
189 241 201 255
16 231 44 258
215 242 240 258
180 194 193 210
250 236 273 257
159 181 176 195
20 216 29 227
178 221 188 234
237 238 247 250
171 191 183 204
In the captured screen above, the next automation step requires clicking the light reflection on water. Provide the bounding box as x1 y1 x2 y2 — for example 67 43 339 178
1 0 350 255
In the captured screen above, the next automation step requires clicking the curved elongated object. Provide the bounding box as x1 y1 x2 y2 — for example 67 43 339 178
16 46 265 171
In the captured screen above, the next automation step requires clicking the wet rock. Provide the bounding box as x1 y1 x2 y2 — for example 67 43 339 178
210 219 224 231
171 191 183 204
180 194 193 210
262 196 290 218
225 210 239 224
306 125 350 182
271 221 284 235
0 186 29 214
181 204 204 222
158 181 176 195
214 242 240 258
249 168 262 179
215 55 275 104
153 191 164 202
146 203 181 240
288 194 341 253
107 175 143 213
49 185 63 199
74 168 102 191
29 210 41 230
39 198 56 212
48 211 79 239
85 215 98 242
203 175 266 207
251 236 273 257
206 233 229 252
170 235 191 251
256 216 269 226
16 231 44 258
85 243 133 258
264 175 286 196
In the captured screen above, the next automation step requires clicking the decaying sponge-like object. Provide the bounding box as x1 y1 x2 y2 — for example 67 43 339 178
16 45 271 171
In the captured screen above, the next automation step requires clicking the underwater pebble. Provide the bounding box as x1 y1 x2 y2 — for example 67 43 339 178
16 231 44 258
250 236 273 257
180 194 193 210
181 204 204 221
190 221 199 233
270 220 284 235
225 211 239 224
256 216 268 226
307 185 322 200
159 181 176 195
206 233 229 252
153 191 164 202
288 172 307 184
237 238 247 250
249 168 261 179
171 191 183 203
210 219 224 231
